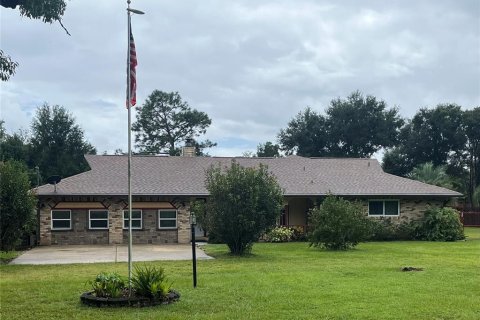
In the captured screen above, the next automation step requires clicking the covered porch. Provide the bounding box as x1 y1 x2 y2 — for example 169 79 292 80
279 197 317 233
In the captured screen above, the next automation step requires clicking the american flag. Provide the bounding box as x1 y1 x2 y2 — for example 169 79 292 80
127 22 137 107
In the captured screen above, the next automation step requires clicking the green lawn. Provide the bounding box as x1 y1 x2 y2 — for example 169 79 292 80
1 228 479 320
0 251 21 264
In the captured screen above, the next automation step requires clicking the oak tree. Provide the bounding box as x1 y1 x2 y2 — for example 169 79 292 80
278 92 403 158
30 104 96 181
132 90 215 156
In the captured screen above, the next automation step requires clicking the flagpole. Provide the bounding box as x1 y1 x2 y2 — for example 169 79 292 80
127 0 133 296
126 0 144 297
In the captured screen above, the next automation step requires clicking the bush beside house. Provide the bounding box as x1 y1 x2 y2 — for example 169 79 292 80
370 219 418 241
416 207 465 241
205 161 283 255
308 196 464 249
370 207 464 241
309 196 372 250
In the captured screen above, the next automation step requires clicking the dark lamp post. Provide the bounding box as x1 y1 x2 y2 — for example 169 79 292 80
190 212 197 288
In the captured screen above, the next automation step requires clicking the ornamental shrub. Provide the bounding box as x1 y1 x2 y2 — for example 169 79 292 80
309 196 372 250
205 161 284 255
265 226 294 242
89 272 126 298
369 218 418 241
290 226 307 241
416 207 464 241
131 265 172 299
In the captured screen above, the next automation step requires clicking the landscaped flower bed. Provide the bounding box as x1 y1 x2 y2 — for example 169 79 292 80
80 265 180 308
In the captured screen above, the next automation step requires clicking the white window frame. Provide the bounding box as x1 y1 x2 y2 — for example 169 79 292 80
89 210 109 230
158 209 177 229
368 200 400 217
51 210 71 230
123 209 143 230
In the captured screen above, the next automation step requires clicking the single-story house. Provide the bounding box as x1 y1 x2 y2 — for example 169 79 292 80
35 148 461 245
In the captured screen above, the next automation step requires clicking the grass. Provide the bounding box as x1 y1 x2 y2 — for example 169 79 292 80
0 251 21 264
0 228 479 320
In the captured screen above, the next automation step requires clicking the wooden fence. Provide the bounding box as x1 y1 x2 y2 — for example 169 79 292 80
453 207 480 227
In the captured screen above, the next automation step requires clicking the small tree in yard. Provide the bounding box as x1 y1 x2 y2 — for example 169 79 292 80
309 196 372 250
0 161 37 251
205 161 283 255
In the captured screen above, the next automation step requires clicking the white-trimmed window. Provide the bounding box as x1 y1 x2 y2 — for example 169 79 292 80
51 210 71 230
368 200 400 216
158 209 177 229
123 210 142 229
89 210 109 229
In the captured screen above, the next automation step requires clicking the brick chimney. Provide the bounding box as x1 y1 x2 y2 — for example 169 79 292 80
181 138 196 157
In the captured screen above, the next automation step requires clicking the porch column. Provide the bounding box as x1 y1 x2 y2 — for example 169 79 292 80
108 202 124 244
39 205 52 245
176 202 192 244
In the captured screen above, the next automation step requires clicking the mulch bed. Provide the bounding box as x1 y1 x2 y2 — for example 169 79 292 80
80 291 180 307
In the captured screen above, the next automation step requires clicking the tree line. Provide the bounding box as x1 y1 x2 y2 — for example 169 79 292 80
250 92 479 207
2 90 479 207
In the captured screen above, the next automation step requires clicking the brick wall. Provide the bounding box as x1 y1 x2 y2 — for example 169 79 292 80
39 196 445 245
177 203 192 244
284 197 445 228
122 209 178 244
398 198 443 221
51 209 108 245
39 206 52 245
361 198 444 223
108 203 124 244
39 198 189 246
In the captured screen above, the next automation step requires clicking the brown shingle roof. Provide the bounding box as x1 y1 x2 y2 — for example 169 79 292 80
35 155 462 197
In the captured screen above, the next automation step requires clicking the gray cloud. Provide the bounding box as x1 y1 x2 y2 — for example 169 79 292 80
1 0 479 156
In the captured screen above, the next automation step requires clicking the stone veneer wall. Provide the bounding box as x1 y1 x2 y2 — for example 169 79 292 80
39 205 52 245
108 202 124 245
122 209 178 244
39 198 192 246
398 198 444 221
284 197 446 228
40 208 109 245
176 203 192 244
39 196 444 245
362 198 444 222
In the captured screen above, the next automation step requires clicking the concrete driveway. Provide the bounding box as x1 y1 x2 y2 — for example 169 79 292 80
10 244 213 265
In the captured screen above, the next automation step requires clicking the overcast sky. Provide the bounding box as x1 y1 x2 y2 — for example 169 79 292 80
1 0 479 157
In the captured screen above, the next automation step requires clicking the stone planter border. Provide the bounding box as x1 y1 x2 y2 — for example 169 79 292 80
80 291 180 308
